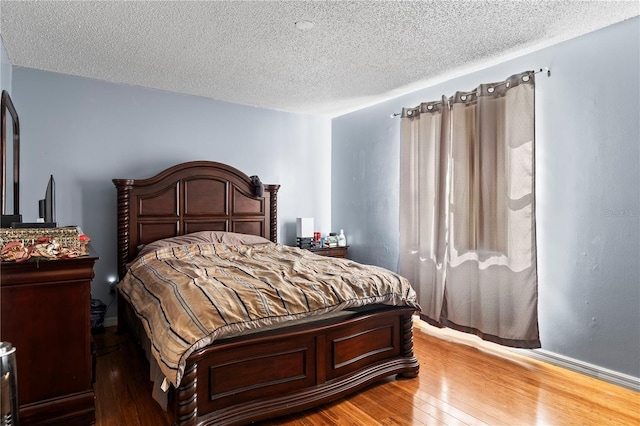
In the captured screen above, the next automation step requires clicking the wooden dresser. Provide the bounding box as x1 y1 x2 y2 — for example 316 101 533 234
308 246 348 258
0 251 98 425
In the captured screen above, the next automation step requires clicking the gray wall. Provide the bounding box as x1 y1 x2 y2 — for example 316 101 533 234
1 40 11 93
332 17 640 378
10 68 332 323
1 39 14 211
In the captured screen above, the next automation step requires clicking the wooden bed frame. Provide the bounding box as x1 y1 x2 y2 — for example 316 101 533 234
113 161 419 426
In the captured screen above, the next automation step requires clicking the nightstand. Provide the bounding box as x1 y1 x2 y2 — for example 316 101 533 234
308 246 348 259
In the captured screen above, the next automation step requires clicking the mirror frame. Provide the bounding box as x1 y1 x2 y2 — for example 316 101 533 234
1 90 20 215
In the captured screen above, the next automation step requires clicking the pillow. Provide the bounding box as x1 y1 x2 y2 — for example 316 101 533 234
136 231 271 258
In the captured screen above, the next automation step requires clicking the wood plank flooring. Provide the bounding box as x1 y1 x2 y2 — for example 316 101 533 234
93 320 639 425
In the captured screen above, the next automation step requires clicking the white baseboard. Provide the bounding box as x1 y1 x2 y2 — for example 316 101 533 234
103 315 118 328
520 348 640 392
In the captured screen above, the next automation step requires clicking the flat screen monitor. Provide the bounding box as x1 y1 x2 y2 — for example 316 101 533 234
38 174 55 223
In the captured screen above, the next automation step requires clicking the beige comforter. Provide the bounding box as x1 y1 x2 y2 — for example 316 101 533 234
119 242 419 388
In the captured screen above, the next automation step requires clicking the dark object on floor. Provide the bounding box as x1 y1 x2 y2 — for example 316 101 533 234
91 299 107 334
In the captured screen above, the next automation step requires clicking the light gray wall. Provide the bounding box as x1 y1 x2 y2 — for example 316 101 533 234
1 38 15 213
332 17 640 378
1 39 11 92
11 68 332 323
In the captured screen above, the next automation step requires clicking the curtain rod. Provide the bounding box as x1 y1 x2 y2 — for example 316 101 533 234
390 68 550 117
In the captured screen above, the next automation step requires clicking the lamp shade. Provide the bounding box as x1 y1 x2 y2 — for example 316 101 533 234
296 217 314 238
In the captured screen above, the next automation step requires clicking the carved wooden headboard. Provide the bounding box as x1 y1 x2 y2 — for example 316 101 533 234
113 161 279 278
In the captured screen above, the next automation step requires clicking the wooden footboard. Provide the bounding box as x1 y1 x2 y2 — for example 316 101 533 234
169 306 419 426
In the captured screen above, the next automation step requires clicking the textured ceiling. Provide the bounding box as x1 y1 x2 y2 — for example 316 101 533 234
0 1 638 117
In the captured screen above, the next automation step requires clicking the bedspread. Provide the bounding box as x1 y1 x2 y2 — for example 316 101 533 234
119 242 419 388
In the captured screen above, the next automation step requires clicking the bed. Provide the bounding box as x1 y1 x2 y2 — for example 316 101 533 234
113 160 419 426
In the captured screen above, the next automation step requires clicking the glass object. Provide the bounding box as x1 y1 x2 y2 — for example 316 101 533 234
338 229 347 247
0 342 19 425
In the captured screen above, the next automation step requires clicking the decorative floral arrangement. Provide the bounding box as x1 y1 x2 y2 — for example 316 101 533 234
0 232 90 262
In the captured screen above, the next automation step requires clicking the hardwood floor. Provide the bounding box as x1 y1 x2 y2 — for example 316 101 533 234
93 320 639 425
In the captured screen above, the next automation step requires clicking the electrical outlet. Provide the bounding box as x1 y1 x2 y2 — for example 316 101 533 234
109 280 117 294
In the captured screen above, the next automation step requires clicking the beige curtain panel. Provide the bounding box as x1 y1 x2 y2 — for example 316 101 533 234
399 71 540 348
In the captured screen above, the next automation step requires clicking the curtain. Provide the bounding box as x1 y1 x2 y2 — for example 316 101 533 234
399 97 449 325
399 71 540 348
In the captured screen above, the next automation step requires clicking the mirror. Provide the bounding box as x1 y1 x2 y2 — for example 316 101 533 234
1 90 20 216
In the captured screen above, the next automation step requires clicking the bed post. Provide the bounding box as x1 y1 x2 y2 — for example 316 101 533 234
174 363 198 426
265 184 280 243
399 310 419 378
113 179 133 279
113 178 133 333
